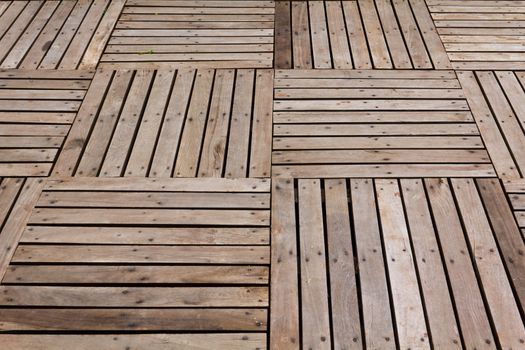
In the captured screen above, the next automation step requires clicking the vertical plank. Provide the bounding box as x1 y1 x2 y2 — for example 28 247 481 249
76 70 133 176
393 0 432 69
477 178 525 311
425 178 496 349
0 178 44 280
326 1 352 69
477 71 525 175
409 0 451 69
126 70 176 177
452 179 525 348
150 69 195 178
225 69 255 178
324 179 362 348
343 0 371 69
100 69 154 176
174 69 214 177
376 179 430 348
358 0 392 68
375 0 411 68
291 1 312 68
249 69 273 177
274 1 292 69
79 0 125 69
298 179 331 350
401 179 461 348
308 1 332 68
199 69 235 177
350 179 396 349
270 178 300 350
52 70 113 177
457 71 518 178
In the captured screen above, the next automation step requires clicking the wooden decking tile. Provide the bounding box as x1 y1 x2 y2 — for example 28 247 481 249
272 69 495 178
458 70 525 179
0 69 93 176
274 0 450 69
428 0 525 70
0 177 270 348
53 68 273 178
0 0 123 70
271 177 525 349
100 0 275 69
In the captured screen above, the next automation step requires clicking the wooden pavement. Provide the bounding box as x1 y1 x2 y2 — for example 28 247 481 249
0 0 524 349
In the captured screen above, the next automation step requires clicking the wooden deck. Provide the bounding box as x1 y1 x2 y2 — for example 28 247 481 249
0 1 524 349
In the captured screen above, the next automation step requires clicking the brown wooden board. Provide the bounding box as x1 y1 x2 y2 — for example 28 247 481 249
270 177 525 349
0 177 270 348
428 0 525 69
0 69 93 176
274 0 450 69
53 68 273 178
100 0 274 69
0 0 123 70
273 69 495 178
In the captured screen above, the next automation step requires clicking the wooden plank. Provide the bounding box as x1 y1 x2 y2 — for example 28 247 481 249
324 179 362 347
0 178 43 280
401 179 461 348
0 308 267 331
358 0 392 68
308 1 331 68
3 265 269 285
291 1 312 68
376 179 429 348
270 178 299 350
0 286 267 307
477 178 525 313
452 179 525 348
350 179 395 348
12 245 269 264
425 178 495 348
0 334 267 350
457 71 519 178
249 69 273 177
297 179 331 350
326 1 352 69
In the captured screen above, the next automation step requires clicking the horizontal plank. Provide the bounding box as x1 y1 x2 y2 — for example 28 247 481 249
0 308 267 331
272 149 490 164
105 44 273 53
45 178 270 192
112 29 274 37
0 163 51 176
0 149 56 162
12 245 270 264
273 164 495 177
274 124 479 136
0 136 62 148
274 111 473 123
28 208 270 226
274 78 461 89
274 70 457 79
0 286 268 307
3 265 269 285
21 226 269 245
0 334 266 350
0 70 94 79
37 192 270 209
273 136 484 150
274 88 464 99
0 112 75 124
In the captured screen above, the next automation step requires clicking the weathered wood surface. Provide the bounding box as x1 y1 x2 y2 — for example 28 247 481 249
0 69 93 176
53 68 273 178
270 177 525 349
273 69 495 177
100 0 274 69
0 177 270 348
428 0 525 69
275 0 450 69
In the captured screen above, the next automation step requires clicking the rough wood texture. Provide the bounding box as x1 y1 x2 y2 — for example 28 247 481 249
428 0 525 69
270 177 525 349
273 69 494 178
53 69 273 178
100 0 274 69
275 0 450 69
0 0 123 69
0 177 270 346
0 69 93 176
